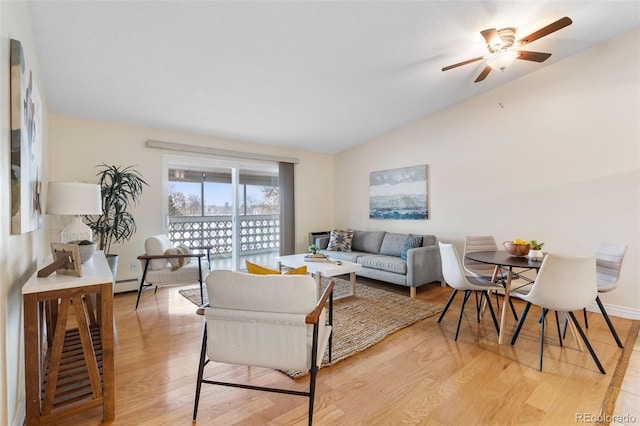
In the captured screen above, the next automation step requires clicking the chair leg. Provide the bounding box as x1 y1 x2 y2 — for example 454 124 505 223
308 364 317 426
568 311 606 374
554 311 563 348
198 257 204 304
475 292 481 322
538 308 547 371
438 289 458 323
454 291 471 341
193 324 208 421
492 292 519 321
583 307 589 329
596 296 624 348
509 298 519 321
328 291 334 363
483 291 500 336
308 322 321 425
510 302 532 345
135 261 151 310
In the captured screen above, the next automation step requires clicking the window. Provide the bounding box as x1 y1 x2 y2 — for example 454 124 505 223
163 157 282 270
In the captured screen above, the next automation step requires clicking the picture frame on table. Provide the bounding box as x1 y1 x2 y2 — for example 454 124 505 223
37 243 83 278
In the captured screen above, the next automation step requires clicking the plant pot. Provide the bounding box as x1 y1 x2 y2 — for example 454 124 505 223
68 240 97 263
528 250 544 261
106 254 119 294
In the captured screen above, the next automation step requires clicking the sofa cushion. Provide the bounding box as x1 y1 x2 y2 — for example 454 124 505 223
351 230 386 254
357 255 407 275
400 234 423 260
379 233 409 257
318 250 362 263
326 229 354 252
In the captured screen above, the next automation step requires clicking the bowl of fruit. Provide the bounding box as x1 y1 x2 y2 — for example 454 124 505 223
503 239 531 257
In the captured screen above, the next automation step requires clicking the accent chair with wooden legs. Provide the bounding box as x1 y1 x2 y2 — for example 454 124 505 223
193 270 334 425
135 234 210 310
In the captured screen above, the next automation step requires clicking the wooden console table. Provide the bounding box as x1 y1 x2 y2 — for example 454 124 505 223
22 251 115 425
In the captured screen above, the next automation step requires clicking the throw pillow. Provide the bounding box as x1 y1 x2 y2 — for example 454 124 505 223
246 260 281 275
285 265 308 275
400 234 423 260
326 229 354 252
165 246 191 271
176 244 192 266
245 261 308 276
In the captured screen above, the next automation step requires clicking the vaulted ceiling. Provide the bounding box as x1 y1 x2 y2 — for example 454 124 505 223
28 1 640 154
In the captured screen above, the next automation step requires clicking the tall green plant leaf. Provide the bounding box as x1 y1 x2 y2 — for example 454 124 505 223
85 164 147 255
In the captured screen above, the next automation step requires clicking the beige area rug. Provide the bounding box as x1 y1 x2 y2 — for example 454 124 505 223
179 277 443 378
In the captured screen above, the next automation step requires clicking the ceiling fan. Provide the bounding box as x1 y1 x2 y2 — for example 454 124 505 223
442 16 573 83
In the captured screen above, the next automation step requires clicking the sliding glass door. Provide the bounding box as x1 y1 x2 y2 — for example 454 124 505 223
163 156 280 271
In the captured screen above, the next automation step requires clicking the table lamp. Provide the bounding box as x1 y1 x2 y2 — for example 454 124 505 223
46 182 102 242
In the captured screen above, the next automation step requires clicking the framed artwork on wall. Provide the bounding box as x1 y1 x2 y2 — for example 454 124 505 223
369 165 428 220
10 38 43 234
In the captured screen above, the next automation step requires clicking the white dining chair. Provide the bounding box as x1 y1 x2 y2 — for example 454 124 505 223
463 235 522 321
583 244 627 348
438 242 504 341
510 253 605 374
463 236 502 278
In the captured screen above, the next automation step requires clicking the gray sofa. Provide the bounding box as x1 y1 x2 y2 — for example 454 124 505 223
316 230 442 298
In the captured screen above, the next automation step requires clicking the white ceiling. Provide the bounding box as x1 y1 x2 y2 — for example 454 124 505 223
28 1 640 154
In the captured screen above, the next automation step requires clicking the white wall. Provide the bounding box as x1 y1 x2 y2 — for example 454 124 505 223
49 115 335 285
334 29 640 318
0 2 51 425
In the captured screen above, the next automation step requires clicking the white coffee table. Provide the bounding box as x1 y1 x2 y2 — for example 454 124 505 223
276 253 362 299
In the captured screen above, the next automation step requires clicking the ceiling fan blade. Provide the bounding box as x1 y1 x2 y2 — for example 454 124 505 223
517 16 573 45
480 28 500 45
442 56 484 72
517 51 552 62
474 66 492 83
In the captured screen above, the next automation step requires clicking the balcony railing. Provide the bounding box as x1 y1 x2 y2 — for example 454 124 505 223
168 214 280 258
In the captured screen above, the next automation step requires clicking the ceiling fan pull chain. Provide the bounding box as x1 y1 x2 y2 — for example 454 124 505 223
498 83 505 109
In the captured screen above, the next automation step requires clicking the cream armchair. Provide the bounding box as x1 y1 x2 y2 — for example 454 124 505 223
135 235 210 310
193 270 334 425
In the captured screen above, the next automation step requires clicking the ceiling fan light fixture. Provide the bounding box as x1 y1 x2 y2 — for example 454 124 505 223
487 50 518 70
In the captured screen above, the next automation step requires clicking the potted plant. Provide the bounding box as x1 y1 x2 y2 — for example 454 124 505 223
528 240 545 261
85 164 148 285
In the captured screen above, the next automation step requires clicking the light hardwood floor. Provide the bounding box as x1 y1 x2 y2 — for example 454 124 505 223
54 278 638 425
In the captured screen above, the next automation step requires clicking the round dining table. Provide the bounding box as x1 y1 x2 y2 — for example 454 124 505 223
464 250 545 344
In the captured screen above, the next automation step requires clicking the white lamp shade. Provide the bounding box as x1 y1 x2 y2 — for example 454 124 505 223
46 182 102 215
487 50 518 70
